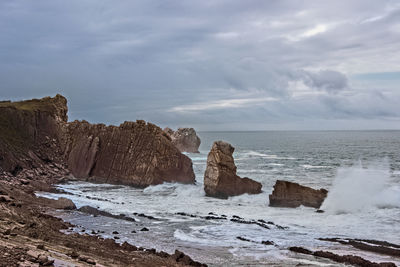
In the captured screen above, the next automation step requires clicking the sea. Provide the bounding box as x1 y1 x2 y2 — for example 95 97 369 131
37 131 400 266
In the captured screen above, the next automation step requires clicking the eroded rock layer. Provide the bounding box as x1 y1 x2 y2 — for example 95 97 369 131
0 95 195 187
65 120 195 187
0 94 68 175
269 180 328 208
204 141 262 199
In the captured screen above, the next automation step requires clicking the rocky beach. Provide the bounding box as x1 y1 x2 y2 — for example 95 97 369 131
0 95 206 266
1 95 400 266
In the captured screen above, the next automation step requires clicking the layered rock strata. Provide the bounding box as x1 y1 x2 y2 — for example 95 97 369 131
0 94 68 175
65 120 195 187
269 180 328 208
0 95 195 187
204 141 262 199
163 127 201 153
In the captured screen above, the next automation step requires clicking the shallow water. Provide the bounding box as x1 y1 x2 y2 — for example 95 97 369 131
38 131 400 266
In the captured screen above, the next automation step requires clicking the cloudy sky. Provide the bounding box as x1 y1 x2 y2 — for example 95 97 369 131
1 0 400 130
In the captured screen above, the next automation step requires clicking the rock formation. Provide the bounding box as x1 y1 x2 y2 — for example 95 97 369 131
65 120 195 187
163 127 201 153
269 180 328 208
0 95 195 187
204 141 262 199
0 94 68 175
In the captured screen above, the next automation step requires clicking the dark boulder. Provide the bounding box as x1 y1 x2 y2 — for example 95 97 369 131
269 180 327 208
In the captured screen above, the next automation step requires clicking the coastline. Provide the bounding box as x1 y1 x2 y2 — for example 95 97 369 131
0 168 206 267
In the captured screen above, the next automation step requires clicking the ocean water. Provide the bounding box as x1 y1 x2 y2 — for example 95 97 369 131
38 131 400 266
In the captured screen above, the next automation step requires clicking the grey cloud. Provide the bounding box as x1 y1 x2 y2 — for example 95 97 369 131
0 0 399 130
299 70 349 93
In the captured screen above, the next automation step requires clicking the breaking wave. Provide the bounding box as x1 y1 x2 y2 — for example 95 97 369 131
321 160 400 214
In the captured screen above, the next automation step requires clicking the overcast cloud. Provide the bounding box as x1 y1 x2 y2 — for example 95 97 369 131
1 0 400 130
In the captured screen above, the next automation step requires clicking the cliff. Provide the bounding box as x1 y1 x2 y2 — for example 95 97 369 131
0 95 195 187
65 120 195 187
0 94 68 174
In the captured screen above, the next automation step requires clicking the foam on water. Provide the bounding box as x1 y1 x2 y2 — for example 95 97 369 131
302 165 331 169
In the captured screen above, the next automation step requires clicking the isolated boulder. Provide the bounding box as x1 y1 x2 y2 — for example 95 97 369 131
163 128 201 153
37 197 76 210
269 180 328 208
204 141 262 199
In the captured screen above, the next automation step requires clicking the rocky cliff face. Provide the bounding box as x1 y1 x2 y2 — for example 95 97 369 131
0 95 195 187
163 128 201 153
204 141 262 199
269 180 328 208
65 120 195 187
0 94 68 175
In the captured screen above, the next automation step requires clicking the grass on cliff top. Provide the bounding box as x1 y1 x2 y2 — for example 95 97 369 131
0 98 53 151
0 96 58 112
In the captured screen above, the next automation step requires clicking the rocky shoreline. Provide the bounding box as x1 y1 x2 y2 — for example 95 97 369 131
0 167 207 266
1 95 399 266
0 95 206 266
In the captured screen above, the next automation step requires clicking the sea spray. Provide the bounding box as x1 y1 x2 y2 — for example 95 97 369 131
321 160 400 214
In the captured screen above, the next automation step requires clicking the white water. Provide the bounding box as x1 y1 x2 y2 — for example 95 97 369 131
321 161 400 214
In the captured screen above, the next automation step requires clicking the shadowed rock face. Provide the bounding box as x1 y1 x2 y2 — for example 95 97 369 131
204 141 262 199
0 94 68 173
65 120 195 187
163 128 201 153
269 180 328 208
0 95 195 187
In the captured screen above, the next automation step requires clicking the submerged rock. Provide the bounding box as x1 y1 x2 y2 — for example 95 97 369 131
290 246 396 267
204 141 262 199
269 180 328 208
163 127 201 153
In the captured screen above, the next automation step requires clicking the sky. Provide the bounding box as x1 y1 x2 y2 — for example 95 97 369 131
1 0 400 130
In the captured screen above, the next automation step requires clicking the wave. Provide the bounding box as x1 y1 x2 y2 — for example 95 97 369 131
174 229 224 246
143 182 205 198
238 150 296 160
266 163 284 166
302 164 331 169
321 160 400 214
237 169 272 174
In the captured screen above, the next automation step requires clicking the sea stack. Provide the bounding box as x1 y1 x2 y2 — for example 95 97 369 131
163 127 201 153
204 141 262 199
269 180 328 208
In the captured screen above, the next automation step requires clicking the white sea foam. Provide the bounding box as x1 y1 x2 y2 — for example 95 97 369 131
238 151 297 160
302 164 330 169
237 169 271 174
174 229 223 246
321 160 400 214
266 163 284 166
